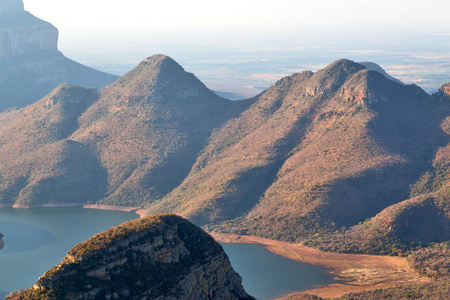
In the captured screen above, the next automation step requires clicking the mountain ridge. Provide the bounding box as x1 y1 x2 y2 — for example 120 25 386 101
0 56 448 257
0 54 251 208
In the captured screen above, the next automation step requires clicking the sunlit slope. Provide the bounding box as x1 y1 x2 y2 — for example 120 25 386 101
148 59 449 248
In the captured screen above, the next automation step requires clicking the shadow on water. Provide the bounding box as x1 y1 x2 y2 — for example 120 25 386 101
0 221 56 254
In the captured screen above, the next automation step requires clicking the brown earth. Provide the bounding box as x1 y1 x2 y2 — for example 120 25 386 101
210 232 430 299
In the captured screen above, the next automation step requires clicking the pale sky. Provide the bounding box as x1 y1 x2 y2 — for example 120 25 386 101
23 0 450 47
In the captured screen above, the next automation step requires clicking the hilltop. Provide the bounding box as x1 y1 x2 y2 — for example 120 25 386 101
1 54 449 299
6 214 253 299
0 54 250 208
0 0 117 112
0 55 448 256
148 59 449 253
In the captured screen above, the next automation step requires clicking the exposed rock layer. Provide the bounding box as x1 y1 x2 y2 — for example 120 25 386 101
6 214 253 300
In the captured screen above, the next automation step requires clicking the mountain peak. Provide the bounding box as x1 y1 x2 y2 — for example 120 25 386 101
339 68 426 105
111 54 215 101
43 83 98 107
139 54 185 75
339 68 387 104
0 0 23 17
305 59 365 97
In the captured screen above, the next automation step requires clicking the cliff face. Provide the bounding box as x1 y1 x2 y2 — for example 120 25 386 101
6 214 253 300
0 13 58 58
0 0 117 112
0 0 57 58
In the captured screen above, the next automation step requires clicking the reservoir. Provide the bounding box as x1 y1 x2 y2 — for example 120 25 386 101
0 207 336 299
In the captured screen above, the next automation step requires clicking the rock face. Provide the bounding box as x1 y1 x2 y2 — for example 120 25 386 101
6 214 253 300
0 0 118 112
0 0 57 57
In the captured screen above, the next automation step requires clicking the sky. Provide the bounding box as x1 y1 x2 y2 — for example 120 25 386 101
24 0 450 47
19 0 450 96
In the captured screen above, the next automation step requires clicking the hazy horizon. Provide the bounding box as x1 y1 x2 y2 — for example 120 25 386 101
24 0 450 46
21 0 450 97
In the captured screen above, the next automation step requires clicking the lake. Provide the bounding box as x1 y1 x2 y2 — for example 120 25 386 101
0 207 337 299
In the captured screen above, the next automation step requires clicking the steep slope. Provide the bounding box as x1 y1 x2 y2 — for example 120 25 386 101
0 0 117 112
147 59 449 248
70 55 249 206
5 214 253 300
0 84 103 207
313 84 450 255
0 55 249 207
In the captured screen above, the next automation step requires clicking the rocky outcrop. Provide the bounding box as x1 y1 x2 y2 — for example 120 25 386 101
0 233 4 250
0 0 117 112
6 214 253 300
436 83 450 101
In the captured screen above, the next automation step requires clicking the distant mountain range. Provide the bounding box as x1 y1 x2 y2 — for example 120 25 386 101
0 53 448 257
0 0 118 112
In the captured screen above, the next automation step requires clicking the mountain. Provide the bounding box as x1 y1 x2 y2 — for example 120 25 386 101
0 0 118 112
0 55 448 255
146 59 449 252
359 61 403 85
0 54 250 207
5 214 254 300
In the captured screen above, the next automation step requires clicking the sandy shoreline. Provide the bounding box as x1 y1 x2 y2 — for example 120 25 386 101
210 232 429 299
82 204 147 217
2 204 428 298
9 203 147 218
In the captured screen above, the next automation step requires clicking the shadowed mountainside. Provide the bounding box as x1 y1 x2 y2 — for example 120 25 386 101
0 54 250 208
147 59 449 254
0 56 448 256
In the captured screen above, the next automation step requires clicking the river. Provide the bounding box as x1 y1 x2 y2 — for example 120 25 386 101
0 207 336 299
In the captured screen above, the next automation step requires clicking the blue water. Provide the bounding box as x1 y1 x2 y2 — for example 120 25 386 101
222 243 338 300
0 208 337 300
0 207 138 299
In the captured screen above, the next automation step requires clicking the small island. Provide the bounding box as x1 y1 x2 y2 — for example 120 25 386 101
0 233 4 250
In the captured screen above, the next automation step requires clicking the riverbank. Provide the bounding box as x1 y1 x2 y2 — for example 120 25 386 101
82 204 147 217
8 203 147 218
210 232 429 299
0 205 428 297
